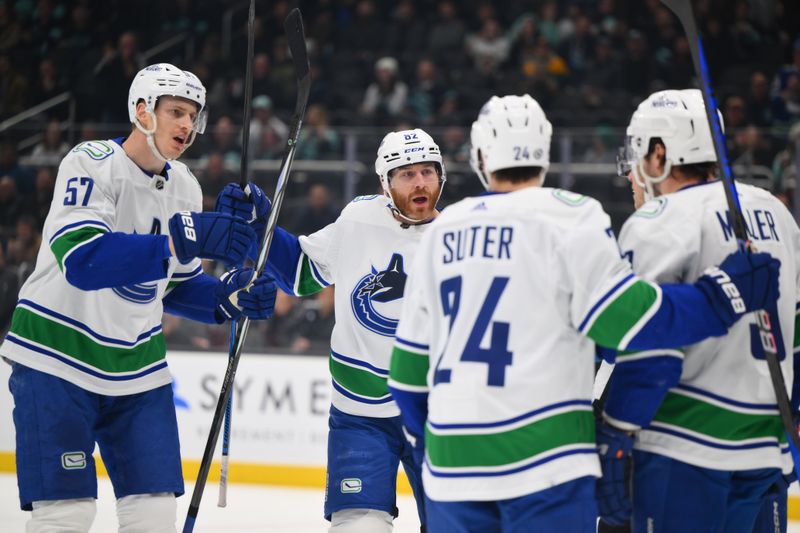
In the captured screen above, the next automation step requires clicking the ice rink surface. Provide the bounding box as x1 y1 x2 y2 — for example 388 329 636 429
0 473 422 532
2 473 799 532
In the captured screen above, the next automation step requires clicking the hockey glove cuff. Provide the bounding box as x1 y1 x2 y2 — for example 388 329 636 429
214 268 255 321
596 422 634 526
216 182 271 232
695 250 780 328
169 211 255 265
237 273 277 320
214 268 278 322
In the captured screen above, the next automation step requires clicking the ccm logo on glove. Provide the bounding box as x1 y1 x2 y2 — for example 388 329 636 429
179 212 197 242
703 267 745 314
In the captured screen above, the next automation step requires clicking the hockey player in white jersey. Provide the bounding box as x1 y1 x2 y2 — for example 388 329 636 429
594 88 800 533
386 94 783 532
0 64 278 532
214 128 445 532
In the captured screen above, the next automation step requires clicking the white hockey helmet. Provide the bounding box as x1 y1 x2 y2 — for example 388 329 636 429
374 128 446 223
469 94 552 190
623 88 721 201
128 63 208 161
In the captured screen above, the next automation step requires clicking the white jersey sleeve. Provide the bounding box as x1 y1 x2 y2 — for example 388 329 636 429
47 147 118 273
618 197 699 283
293 218 341 295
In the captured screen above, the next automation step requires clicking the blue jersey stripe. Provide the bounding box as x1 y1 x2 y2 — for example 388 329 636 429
675 383 779 411
396 337 429 351
308 258 331 287
426 447 597 478
5 334 167 381
49 219 111 244
331 379 392 404
646 424 783 451
428 399 592 431
578 273 635 332
171 265 203 279
18 299 162 347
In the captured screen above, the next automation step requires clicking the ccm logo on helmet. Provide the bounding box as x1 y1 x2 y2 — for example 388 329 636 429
704 266 745 314
404 147 424 153
179 212 196 242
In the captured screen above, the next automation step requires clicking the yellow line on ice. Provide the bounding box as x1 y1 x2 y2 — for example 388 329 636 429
0 452 413 493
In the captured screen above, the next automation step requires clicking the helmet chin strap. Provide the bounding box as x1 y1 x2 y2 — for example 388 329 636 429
632 157 672 202
134 111 195 163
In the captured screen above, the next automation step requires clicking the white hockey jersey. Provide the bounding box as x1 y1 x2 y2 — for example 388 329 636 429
390 187 660 502
617 180 800 473
287 194 429 417
0 139 203 396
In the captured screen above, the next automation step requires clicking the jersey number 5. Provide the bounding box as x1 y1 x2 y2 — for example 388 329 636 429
64 176 94 206
435 275 513 387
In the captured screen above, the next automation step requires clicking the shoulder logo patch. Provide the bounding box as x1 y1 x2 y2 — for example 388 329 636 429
72 141 114 161
350 253 407 336
351 194 379 203
634 197 668 219
552 189 590 206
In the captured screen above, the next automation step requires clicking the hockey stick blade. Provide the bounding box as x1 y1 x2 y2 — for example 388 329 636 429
182 9 311 532
284 8 311 141
661 0 800 462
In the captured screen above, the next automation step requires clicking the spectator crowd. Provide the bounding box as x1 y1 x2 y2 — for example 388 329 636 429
0 0 798 352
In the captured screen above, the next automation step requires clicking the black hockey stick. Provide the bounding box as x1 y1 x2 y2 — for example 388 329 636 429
182 8 310 532
218 0 257 509
661 0 800 457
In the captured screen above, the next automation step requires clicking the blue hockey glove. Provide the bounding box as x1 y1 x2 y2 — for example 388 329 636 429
168 211 255 265
214 268 277 322
238 273 277 320
596 422 634 526
695 250 780 328
215 182 271 238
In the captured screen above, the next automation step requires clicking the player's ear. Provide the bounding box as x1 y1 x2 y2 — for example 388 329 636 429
135 100 153 129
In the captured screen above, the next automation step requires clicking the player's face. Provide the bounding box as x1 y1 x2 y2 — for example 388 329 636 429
153 96 199 159
388 162 441 221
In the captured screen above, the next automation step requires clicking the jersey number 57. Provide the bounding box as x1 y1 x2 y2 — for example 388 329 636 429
63 176 94 206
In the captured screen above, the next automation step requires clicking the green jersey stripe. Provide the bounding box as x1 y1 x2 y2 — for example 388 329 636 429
587 280 658 349
51 226 108 271
615 348 684 363
425 409 595 468
652 391 784 442
295 254 326 296
9 306 166 373
329 354 389 398
390 346 429 387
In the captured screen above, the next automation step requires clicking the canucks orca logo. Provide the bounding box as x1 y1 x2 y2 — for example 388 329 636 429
111 218 160 304
350 253 407 336
112 283 158 303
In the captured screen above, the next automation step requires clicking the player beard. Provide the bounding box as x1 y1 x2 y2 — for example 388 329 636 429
392 184 440 222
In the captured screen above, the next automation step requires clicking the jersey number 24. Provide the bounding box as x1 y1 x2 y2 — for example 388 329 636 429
434 275 513 387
